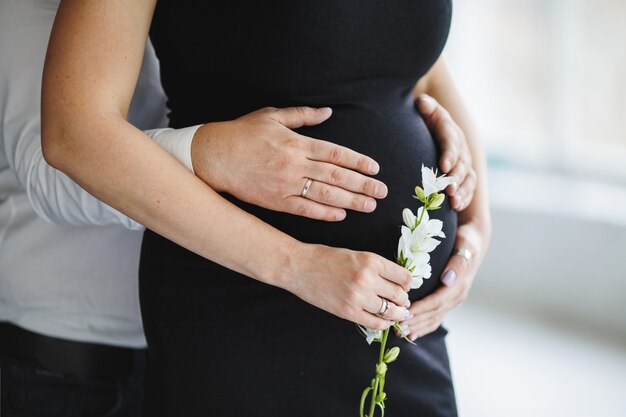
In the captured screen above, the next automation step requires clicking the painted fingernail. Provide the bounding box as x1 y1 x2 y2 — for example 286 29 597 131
364 199 376 212
403 309 411 320
319 107 332 115
441 269 457 287
369 161 380 175
336 210 346 221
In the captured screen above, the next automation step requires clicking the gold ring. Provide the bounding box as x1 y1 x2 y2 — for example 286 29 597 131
301 178 313 198
452 247 473 265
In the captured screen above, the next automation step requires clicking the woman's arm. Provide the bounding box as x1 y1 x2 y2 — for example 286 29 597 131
41 0 412 330
399 57 492 340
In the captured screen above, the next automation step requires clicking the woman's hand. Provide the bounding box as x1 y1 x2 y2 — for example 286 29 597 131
286 243 413 330
395 218 491 340
416 94 477 212
191 107 388 222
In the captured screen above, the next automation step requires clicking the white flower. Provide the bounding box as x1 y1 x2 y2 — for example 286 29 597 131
398 208 445 254
402 208 417 230
359 326 382 345
408 259 432 289
421 165 455 197
398 208 445 288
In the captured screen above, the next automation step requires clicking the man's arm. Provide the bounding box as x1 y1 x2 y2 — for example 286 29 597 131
0 3 196 230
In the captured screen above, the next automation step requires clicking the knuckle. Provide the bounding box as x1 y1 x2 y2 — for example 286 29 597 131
372 321 387 331
393 287 406 303
352 268 370 287
359 252 377 270
275 156 292 173
330 168 344 184
318 185 334 204
356 156 370 172
468 168 477 182
361 178 372 194
329 146 343 164
295 106 308 119
295 204 313 218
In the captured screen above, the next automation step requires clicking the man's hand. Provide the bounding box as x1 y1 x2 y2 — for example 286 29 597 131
191 107 388 222
416 94 477 211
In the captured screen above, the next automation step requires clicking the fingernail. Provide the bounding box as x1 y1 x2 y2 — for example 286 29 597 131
377 183 388 198
336 210 346 221
401 325 411 335
441 269 456 287
364 199 376 212
319 107 332 115
403 300 410 308
442 159 451 172
403 309 412 320
418 95 436 112
369 161 380 175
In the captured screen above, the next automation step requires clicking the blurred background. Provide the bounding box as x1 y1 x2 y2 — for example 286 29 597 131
443 1 626 416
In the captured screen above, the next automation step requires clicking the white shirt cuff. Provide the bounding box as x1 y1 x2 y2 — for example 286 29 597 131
144 125 201 173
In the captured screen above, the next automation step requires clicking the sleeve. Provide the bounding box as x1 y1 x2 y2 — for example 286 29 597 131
0 8 199 230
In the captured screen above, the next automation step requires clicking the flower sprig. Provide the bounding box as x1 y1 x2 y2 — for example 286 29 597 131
358 165 453 417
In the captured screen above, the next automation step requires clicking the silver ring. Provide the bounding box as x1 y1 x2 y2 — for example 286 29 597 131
376 298 390 317
452 247 473 265
301 178 313 198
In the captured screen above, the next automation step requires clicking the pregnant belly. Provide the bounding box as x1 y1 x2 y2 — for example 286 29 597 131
227 98 458 301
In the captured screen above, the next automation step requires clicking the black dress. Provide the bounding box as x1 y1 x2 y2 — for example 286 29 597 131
141 1 458 416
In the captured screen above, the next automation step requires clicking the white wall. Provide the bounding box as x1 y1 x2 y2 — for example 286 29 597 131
470 168 626 342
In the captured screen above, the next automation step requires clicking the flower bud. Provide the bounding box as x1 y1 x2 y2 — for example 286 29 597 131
428 193 445 209
383 347 400 363
376 362 388 377
414 186 426 202
402 208 416 229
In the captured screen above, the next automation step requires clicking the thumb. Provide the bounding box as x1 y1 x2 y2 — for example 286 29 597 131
271 106 332 129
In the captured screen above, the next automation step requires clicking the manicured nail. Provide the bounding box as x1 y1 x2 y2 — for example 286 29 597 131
319 107 332 115
403 309 412 320
441 269 456 287
401 325 411 335
369 161 380 175
336 210 346 221
403 300 410 308
364 199 376 212
442 159 451 173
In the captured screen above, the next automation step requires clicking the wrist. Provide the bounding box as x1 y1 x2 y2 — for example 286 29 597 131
191 122 229 192
269 238 311 294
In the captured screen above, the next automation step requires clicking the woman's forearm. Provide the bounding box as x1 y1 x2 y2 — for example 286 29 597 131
41 0 296 287
415 57 492 236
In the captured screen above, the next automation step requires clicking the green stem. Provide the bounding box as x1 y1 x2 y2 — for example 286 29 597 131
417 205 427 226
367 328 390 417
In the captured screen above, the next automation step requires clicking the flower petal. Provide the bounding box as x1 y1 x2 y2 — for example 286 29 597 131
411 277 424 289
420 238 442 253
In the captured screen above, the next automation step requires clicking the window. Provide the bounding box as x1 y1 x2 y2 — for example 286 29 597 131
446 0 626 184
